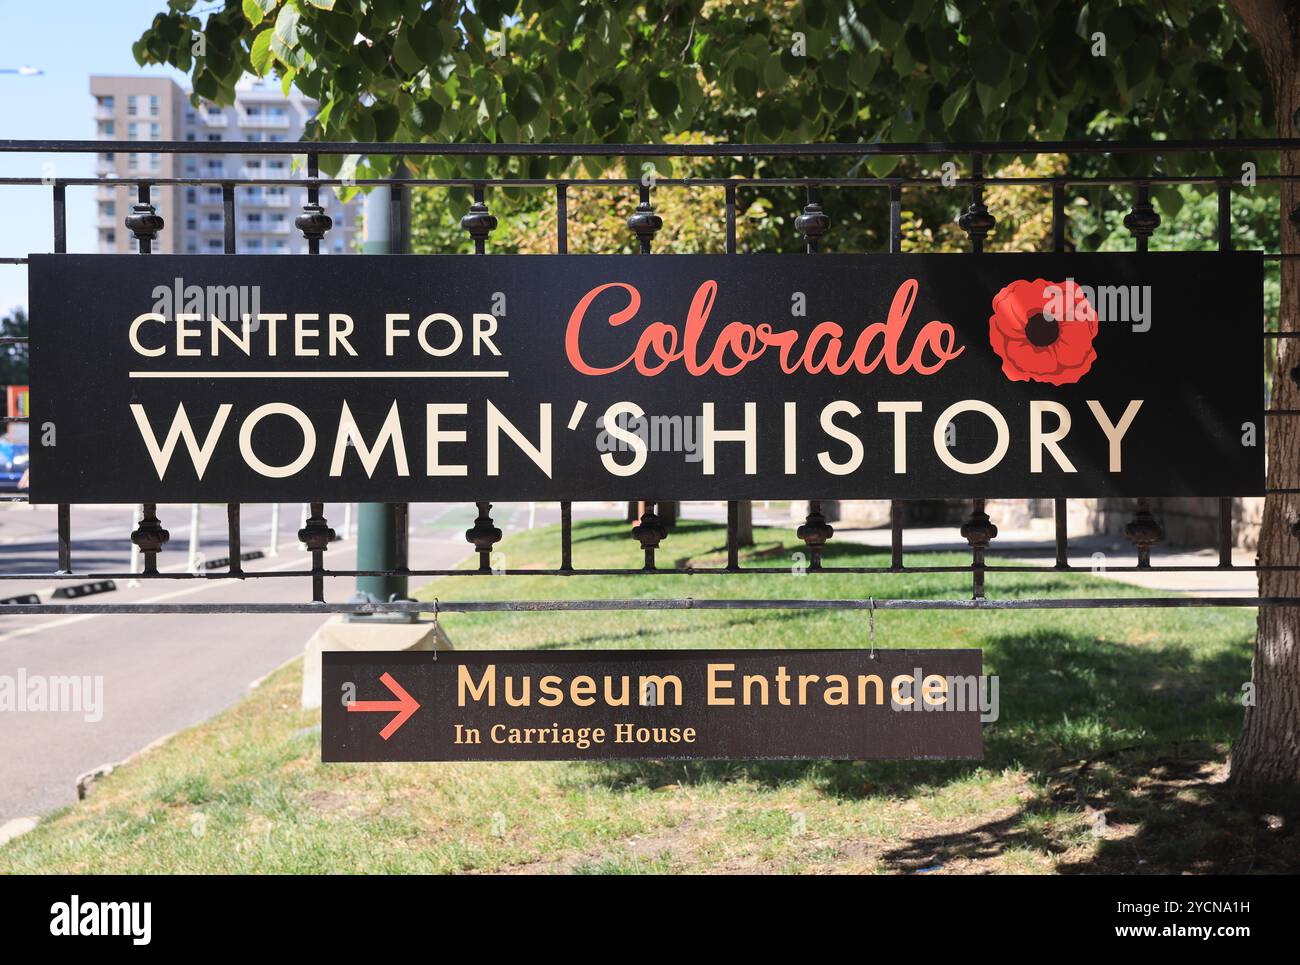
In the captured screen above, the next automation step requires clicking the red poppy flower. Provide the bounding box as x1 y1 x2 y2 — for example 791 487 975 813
988 278 1098 385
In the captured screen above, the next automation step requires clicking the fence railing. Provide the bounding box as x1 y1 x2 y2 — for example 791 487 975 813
0 137 1297 615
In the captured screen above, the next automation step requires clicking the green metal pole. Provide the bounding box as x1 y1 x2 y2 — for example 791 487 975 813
353 164 409 612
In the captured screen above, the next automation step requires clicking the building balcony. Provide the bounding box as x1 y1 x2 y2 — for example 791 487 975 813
201 114 229 127
95 106 115 121
241 114 291 128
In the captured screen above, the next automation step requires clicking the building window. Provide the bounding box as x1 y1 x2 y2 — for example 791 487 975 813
127 153 139 170
186 242 198 253
246 239 264 251
150 123 160 139
105 230 116 244
207 239 222 251
127 95 138 116
128 122 138 139
185 188 197 203
104 201 115 216
98 95 114 110
185 217 197 230
149 95 159 116
99 121 114 136
207 133 222 142
149 153 161 171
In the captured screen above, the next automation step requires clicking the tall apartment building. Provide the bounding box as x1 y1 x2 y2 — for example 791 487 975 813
91 75 358 256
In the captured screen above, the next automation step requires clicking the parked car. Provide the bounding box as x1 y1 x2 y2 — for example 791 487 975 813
0 425 29 490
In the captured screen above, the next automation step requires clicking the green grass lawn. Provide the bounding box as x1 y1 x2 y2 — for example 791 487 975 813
2 517 1293 874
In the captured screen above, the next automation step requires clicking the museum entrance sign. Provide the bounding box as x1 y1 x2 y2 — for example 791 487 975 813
321 649 988 762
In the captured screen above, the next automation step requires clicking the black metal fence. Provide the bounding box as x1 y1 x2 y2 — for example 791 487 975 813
0 137 1297 616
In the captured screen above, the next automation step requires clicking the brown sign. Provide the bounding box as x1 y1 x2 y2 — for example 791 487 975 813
321 649 986 762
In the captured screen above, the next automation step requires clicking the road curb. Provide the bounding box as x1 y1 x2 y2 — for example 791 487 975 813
0 816 38 846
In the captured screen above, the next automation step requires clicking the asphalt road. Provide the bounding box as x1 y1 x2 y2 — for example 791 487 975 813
0 500 592 824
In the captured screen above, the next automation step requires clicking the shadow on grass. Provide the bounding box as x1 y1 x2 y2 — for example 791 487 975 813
465 518 1285 872
570 519 722 546
878 749 1300 874
579 622 1287 871
587 627 1248 791
528 613 792 650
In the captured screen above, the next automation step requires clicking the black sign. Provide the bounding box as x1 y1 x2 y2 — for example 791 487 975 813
49 579 116 599
202 549 265 570
0 594 41 606
321 649 985 762
29 252 1262 502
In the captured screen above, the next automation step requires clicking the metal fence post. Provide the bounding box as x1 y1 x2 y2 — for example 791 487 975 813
353 161 410 615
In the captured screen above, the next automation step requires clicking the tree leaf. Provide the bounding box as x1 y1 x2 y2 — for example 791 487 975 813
732 65 758 100
866 154 899 177
762 52 785 90
410 97 443 135
249 28 275 74
1153 184 1184 219
509 76 542 125
941 82 969 128
393 30 424 74
971 40 1010 87
648 75 679 116
408 17 441 62
558 47 583 80
273 3 300 48
757 100 784 139
241 0 268 27
995 6 1037 54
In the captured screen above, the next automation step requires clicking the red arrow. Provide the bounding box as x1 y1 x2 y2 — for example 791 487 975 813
347 672 420 740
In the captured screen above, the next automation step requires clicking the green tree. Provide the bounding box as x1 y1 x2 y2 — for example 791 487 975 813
135 1 1271 178
135 0 1300 784
0 308 28 385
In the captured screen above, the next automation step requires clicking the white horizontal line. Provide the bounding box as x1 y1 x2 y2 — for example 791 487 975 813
128 370 510 379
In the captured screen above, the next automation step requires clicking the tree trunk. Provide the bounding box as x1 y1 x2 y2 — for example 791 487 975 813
1229 0 1300 784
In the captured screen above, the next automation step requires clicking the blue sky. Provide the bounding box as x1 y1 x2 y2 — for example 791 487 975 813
0 0 189 313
